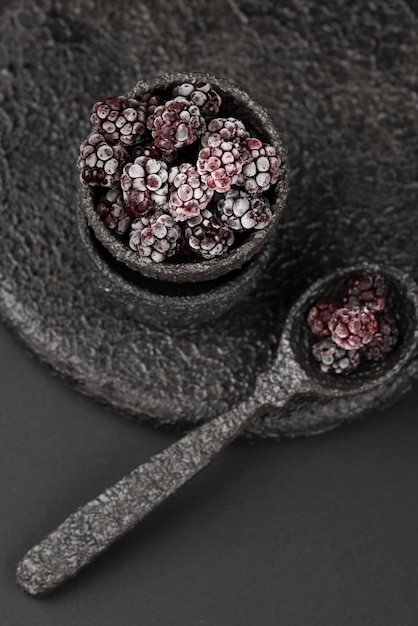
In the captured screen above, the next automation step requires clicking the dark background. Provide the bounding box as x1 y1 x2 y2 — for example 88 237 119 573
2 316 418 625
1 0 418 623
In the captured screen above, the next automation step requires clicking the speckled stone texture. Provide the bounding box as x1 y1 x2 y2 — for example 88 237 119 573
0 0 417 438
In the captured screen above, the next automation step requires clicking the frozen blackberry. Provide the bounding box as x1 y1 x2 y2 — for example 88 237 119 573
121 156 169 215
138 92 164 117
185 208 235 259
96 187 131 235
147 97 205 153
168 163 214 222
201 117 249 148
173 82 222 116
329 306 378 350
217 189 272 231
129 210 182 263
237 137 281 193
77 133 128 188
90 96 146 147
307 298 342 338
361 315 399 361
344 273 387 312
197 143 243 193
312 338 361 375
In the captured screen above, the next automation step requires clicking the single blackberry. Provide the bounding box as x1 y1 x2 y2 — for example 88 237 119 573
307 298 342 338
217 189 272 231
361 315 399 361
129 210 182 263
96 187 131 235
173 82 222 116
329 306 378 350
344 273 387 312
237 137 281 193
201 117 249 148
185 208 235 259
90 96 146 147
121 156 169 215
197 143 243 193
138 92 164 117
77 133 128 188
312 338 361 375
168 163 214 222
147 97 205 153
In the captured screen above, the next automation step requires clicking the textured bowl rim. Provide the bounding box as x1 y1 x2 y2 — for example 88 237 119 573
81 71 290 283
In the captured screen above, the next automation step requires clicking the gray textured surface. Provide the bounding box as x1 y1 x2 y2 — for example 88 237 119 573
0 0 417 438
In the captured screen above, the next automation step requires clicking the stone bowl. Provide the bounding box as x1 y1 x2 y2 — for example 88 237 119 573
81 71 290 284
77 199 280 327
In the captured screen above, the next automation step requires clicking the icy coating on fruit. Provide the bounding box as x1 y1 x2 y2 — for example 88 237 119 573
77 79 282 264
344 273 387 312
328 306 378 350
307 298 341 338
168 163 214 221
129 211 182 263
308 274 398 375
121 157 169 215
217 189 272 231
90 96 146 147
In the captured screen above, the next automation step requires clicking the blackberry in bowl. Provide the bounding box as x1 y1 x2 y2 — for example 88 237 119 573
79 72 290 285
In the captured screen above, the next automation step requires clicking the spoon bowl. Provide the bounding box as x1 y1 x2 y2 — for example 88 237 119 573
276 262 418 399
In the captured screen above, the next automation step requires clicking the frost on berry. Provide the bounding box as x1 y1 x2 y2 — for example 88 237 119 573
90 96 146 147
344 273 387 312
328 306 378 350
77 133 128 187
168 162 213 221
307 298 342 338
173 81 222 116
121 157 169 215
312 338 361 375
185 208 235 259
96 187 131 235
147 97 206 153
217 189 272 231
200 117 249 148
197 143 243 193
361 315 399 361
129 210 182 263
237 138 281 193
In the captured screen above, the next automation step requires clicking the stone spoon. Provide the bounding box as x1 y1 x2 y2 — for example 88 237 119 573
16 263 418 596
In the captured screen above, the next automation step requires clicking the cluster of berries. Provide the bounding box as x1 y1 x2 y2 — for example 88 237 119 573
77 81 281 264
307 274 399 375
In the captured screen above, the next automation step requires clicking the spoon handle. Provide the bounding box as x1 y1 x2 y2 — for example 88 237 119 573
16 397 259 596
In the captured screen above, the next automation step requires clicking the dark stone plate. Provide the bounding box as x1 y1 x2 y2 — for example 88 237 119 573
0 0 416 438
